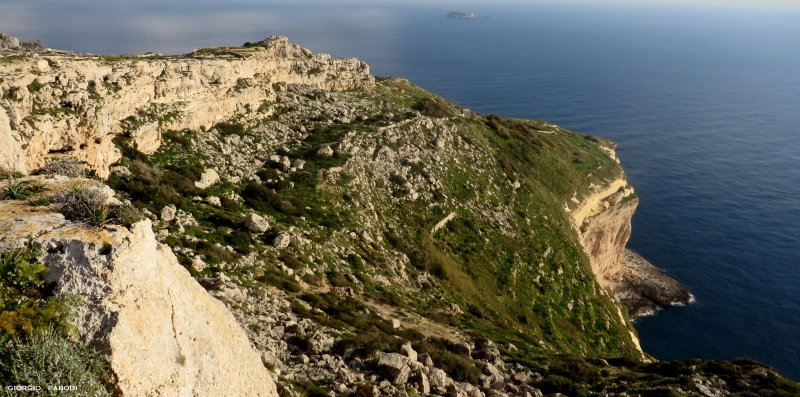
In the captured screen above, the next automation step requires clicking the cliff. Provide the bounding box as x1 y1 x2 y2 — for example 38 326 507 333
1 34 797 395
0 36 372 178
568 152 691 317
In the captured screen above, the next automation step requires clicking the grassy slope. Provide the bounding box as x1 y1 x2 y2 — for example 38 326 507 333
107 76 640 361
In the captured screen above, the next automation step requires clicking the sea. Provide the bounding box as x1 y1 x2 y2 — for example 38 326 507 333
2 0 799 380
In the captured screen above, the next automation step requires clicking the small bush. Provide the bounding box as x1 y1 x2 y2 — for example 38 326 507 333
55 187 110 226
536 374 589 397
3 178 45 201
414 98 456 118
0 244 80 341
32 159 86 178
215 122 245 137
3 179 32 200
29 195 55 206
113 204 143 227
0 328 111 396
414 340 482 384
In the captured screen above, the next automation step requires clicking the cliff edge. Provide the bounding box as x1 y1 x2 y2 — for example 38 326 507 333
2 34 797 395
568 144 691 317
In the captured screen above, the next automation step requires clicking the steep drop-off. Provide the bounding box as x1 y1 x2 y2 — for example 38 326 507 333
1 35 798 395
569 168 691 317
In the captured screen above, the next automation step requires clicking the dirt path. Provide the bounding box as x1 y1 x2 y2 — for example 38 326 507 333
362 299 467 343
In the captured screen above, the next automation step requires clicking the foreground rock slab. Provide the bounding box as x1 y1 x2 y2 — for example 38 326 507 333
35 220 277 397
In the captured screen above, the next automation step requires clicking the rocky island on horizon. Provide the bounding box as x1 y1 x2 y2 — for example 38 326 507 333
447 11 475 19
1 33 797 395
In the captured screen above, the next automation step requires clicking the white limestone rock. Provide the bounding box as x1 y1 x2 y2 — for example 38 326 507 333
273 233 291 249
195 168 220 189
206 196 221 207
245 213 270 233
161 204 177 222
317 145 334 158
35 220 277 397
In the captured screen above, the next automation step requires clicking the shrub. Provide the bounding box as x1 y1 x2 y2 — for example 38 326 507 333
29 195 55 206
0 327 111 396
113 204 144 227
31 159 86 178
3 179 32 200
55 187 110 226
242 181 279 213
215 122 245 137
414 98 456 118
414 340 481 384
536 374 589 397
0 244 80 341
3 179 45 200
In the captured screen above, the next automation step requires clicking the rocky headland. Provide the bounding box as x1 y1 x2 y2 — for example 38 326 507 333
0 34 797 396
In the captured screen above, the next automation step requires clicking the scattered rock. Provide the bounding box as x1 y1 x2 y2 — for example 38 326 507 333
414 371 431 394
308 331 335 354
273 233 291 249
317 145 334 158
0 33 20 49
245 213 270 233
356 384 380 397
419 353 434 367
160 204 177 222
376 352 410 382
454 342 472 357
206 196 222 206
400 342 418 362
428 368 450 389
190 256 207 273
195 168 220 189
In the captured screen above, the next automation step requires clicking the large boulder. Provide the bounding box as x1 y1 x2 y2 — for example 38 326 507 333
35 219 277 397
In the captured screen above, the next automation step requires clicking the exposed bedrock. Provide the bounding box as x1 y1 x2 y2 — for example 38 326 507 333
577 189 691 318
0 36 373 177
0 186 277 396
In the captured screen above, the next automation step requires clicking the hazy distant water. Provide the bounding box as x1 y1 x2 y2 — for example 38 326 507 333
3 0 799 380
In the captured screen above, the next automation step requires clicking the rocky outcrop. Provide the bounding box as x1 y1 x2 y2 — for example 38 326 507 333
0 190 277 396
573 175 690 317
0 35 373 177
0 33 19 49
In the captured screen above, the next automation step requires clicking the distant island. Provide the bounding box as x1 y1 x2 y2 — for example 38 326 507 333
447 11 474 18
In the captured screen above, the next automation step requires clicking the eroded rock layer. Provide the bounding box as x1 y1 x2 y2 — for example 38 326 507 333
0 36 373 177
575 178 690 317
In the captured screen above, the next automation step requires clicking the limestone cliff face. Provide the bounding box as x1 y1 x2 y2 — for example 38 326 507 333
579 197 638 292
571 156 690 317
0 36 373 177
0 189 277 396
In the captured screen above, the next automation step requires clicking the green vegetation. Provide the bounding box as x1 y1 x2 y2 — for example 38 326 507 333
2 179 45 200
0 327 111 396
0 243 79 343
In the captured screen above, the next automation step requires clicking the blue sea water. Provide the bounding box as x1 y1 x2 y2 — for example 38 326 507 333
2 0 799 380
